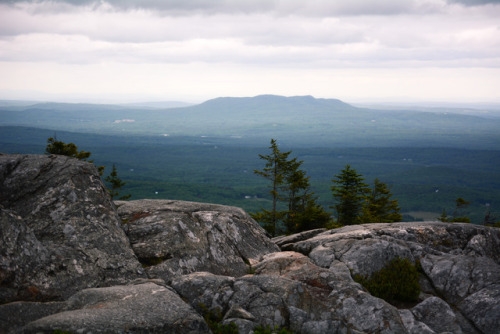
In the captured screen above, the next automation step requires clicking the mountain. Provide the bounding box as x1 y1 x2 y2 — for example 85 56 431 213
1 95 499 148
120 101 194 109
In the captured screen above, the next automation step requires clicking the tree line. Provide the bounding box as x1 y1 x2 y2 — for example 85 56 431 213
45 136 498 232
251 139 402 236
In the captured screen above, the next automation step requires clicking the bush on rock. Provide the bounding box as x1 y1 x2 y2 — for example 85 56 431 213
354 257 420 305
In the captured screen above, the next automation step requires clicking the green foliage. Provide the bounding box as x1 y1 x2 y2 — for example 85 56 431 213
3 126 499 224
45 136 104 175
331 165 370 225
253 325 293 334
437 210 449 222
104 164 131 200
438 197 471 223
253 139 330 236
139 255 170 267
253 139 295 236
289 197 333 233
353 257 421 305
359 178 402 224
198 303 239 334
45 137 91 161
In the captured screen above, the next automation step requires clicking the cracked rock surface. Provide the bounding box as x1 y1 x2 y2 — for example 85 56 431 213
1 153 499 333
0 154 145 304
115 199 279 283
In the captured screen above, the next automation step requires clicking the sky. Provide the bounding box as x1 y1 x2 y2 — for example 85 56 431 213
0 0 499 104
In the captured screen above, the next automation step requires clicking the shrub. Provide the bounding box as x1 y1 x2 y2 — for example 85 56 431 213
198 303 239 334
254 325 293 334
353 257 420 305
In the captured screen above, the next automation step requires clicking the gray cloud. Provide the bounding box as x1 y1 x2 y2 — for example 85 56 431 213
0 0 452 16
448 0 500 5
0 0 499 103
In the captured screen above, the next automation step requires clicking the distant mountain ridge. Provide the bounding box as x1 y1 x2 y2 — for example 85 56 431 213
197 94 356 112
1 94 499 149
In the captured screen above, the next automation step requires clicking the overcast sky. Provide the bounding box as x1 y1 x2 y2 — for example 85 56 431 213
0 0 499 103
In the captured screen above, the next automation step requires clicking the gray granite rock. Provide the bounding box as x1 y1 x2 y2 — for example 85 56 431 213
410 296 462 333
172 252 408 334
115 199 279 283
0 154 145 304
2 153 500 334
19 282 210 334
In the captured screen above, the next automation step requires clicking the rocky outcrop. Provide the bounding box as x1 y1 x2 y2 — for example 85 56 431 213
115 199 279 283
1 153 499 333
278 222 500 334
19 281 210 334
0 154 145 304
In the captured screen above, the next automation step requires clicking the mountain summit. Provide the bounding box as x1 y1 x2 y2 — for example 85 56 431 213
197 95 357 114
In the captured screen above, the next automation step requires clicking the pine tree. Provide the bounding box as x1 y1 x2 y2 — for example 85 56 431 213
451 197 470 222
331 165 370 225
45 137 91 161
45 137 104 175
360 178 402 224
283 165 309 232
252 139 296 236
253 138 330 235
105 164 131 200
437 210 449 222
292 195 332 233
438 197 471 223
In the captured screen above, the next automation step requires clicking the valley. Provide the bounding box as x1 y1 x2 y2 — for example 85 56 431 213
1 95 499 224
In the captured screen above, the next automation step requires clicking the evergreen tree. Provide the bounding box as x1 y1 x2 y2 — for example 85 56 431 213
292 195 333 233
45 137 105 175
438 197 471 223
330 165 370 225
252 139 296 236
105 164 131 200
451 197 470 222
360 178 402 224
253 139 330 235
45 137 91 161
283 165 309 232
437 210 449 222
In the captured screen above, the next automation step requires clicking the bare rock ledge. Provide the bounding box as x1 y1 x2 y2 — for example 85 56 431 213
1 154 499 333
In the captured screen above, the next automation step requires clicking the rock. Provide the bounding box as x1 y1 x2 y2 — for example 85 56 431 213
0 300 66 334
2 153 500 333
410 296 462 333
115 199 279 282
398 309 435 334
172 253 408 334
0 154 145 303
419 254 500 305
0 206 50 303
282 222 500 334
273 228 327 250
458 284 500 334
19 282 210 334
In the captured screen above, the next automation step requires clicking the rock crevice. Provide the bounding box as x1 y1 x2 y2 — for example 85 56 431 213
1 154 499 333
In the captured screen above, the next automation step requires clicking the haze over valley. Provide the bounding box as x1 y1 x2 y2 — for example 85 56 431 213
1 0 499 225
1 94 499 224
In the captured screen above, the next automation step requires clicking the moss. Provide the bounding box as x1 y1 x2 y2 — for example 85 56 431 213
139 254 172 267
354 257 421 305
198 303 239 334
254 325 294 334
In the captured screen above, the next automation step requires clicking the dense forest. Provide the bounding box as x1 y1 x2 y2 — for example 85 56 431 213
1 95 499 225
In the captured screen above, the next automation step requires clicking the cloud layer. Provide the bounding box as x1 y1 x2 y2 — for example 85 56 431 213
0 0 499 102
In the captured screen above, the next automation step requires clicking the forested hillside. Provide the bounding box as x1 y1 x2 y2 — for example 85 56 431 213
1 95 499 223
